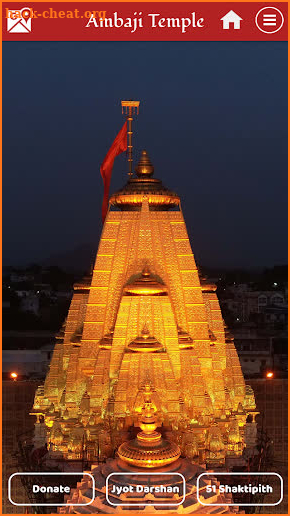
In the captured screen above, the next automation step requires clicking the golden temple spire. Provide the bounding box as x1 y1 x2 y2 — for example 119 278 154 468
135 150 154 177
121 100 140 177
33 101 255 474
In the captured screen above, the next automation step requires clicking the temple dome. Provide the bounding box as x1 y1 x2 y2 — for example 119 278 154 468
127 326 163 353
118 433 180 468
118 389 180 468
110 150 180 210
124 266 167 296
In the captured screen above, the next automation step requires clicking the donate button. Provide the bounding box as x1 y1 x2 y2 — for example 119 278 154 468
8 472 95 507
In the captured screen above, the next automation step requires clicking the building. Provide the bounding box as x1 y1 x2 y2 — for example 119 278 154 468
19 294 40 316
2 330 55 380
246 378 288 514
25 103 263 514
10 271 35 284
221 288 287 325
32 146 256 470
3 345 53 380
2 380 39 514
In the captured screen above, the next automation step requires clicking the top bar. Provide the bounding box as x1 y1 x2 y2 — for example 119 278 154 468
2 3 288 41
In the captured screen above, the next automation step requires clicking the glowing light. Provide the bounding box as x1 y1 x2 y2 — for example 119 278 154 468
10 372 18 380
266 371 274 379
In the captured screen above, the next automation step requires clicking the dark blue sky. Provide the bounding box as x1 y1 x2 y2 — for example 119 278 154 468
3 41 287 268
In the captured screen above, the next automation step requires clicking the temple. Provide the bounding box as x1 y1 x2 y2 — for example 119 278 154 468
32 101 257 512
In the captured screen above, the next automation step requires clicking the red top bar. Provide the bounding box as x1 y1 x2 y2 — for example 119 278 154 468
3 2 288 41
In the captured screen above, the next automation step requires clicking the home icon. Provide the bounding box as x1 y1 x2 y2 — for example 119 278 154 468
220 10 242 29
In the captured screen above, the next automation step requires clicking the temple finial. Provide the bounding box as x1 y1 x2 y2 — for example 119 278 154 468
121 100 140 177
135 150 154 177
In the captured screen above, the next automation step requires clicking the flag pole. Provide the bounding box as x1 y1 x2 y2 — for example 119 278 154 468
121 100 140 177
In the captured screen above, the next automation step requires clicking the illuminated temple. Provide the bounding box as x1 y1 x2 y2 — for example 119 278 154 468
32 102 257 512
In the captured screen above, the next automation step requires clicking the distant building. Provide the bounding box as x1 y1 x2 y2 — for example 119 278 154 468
2 345 53 379
2 331 55 381
234 327 287 378
10 272 35 284
54 290 72 299
20 294 40 316
221 288 287 324
14 289 33 298
2 380 39 513
34 283 53 296
247 379 288 513
234 328 273 377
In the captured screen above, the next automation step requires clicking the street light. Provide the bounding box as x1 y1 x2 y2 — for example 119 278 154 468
266 371 274 379
10 372 18 381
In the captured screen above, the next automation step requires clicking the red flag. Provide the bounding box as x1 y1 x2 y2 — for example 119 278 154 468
100 121 127 223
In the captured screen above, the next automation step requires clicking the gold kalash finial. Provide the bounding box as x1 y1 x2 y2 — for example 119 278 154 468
121 100 140 177
117 385 181 468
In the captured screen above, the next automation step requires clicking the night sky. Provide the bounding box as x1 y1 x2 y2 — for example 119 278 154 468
3 41 287 269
